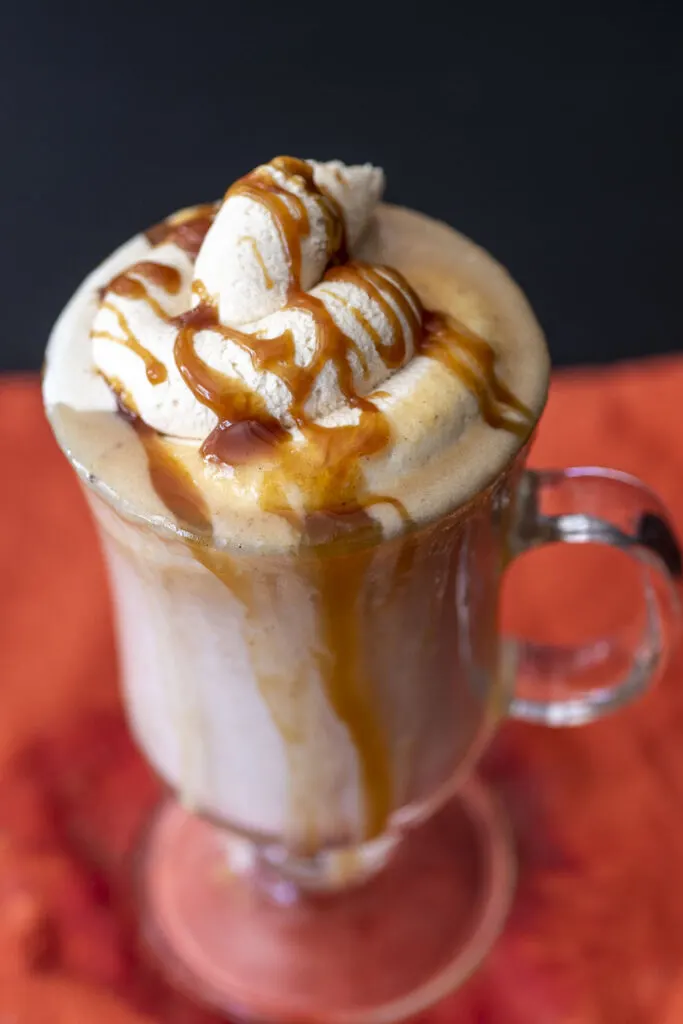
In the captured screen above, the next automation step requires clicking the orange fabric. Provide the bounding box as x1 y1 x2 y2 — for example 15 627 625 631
2 363 683 1023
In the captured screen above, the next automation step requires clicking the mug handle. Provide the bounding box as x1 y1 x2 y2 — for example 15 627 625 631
507 467 682 726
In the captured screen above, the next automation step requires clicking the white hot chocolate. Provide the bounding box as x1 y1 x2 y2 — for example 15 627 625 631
43 157 549 848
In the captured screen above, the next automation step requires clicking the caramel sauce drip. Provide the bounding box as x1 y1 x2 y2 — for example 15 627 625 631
144 203 217 258
140 427 213 535
307 516 422 841
195 260 420 446
173 304 274 426
107 262 181 315
270 155 348 265
324 262 422 370
94 261 184 385
239 235 274 289
172 289 382 468
310 525 392 840
316 286 381 362
201 419 287 466
130 260 182 294
227 163 308 291
109 381 212 535
172 302 285 464
422 311 534 438
231 291 372 428
226 156 347 291
94 304 167 386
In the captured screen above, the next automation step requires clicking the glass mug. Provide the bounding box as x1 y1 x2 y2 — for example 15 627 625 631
71 428 681 1024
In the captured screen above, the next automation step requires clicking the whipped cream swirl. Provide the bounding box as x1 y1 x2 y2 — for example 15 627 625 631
92 158 423 442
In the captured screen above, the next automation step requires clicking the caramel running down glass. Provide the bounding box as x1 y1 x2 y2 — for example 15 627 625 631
77 440 681 1024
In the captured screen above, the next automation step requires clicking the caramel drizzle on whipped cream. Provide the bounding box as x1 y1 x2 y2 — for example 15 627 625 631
144 203 218 258
96 158 534 841
229 156 347 289
97 157 533 494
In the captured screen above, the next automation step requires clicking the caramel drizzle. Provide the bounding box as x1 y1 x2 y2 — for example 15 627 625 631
226 156 347 292
94 304 167 385
324 262 423 370
140 426 213 534
316 286 379 364
239 235 274 290
269 155 348 266
171 290 384 469
144 203 218 258
243 291 373 425
107 261 181 316
186 260 423 442
312 530 393 841
131 260 182 294
422 311 534 437
108 380 212 535
93 261 184 385
171 287 405 518
172 304 287 464
173 304 274 427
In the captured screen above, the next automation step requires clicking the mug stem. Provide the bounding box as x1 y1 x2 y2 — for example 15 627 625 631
507 467 681 726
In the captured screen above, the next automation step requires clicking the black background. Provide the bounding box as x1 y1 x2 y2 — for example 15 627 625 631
3 2 682 373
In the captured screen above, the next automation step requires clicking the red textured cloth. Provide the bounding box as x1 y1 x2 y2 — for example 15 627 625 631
2 364 683 1023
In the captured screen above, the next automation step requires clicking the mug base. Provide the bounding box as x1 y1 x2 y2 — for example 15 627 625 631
136 777 515 1024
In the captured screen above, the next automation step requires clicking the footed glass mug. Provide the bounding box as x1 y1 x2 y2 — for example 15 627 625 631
77 437 681 1024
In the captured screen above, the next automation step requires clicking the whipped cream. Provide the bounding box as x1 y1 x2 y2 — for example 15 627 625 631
91 159 420 440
